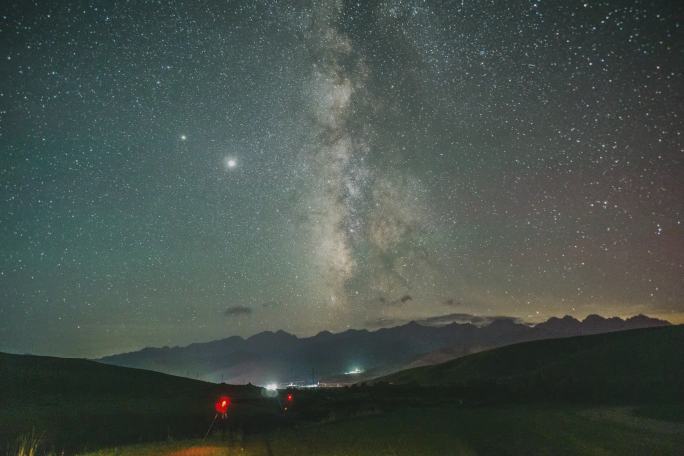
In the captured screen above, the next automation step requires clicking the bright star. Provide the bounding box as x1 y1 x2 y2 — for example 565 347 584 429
180 134 187 141
224 157 237 169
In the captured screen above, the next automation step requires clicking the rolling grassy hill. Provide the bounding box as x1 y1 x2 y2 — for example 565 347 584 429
0 351 215 399
379 325 684 403
0 352 276 454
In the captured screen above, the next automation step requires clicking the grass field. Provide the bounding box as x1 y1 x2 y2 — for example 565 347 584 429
78 404 684 456
4 328 683 455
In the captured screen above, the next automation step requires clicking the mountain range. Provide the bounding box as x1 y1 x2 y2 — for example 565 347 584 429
98 314 669 385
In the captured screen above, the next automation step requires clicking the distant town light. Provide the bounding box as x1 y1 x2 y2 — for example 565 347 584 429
265 383 278 391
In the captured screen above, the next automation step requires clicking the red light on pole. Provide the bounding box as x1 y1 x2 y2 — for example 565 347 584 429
283 392 294 412
214 395 230 414
204 395 231 439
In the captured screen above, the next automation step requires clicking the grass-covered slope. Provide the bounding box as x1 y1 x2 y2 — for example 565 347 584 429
0 351 214 399
0 352 271 454
380 326 684 403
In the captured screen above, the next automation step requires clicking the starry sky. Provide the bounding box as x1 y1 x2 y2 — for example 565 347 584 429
1 0 682 358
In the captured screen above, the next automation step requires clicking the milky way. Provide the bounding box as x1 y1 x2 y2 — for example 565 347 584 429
0 0 682 357
303 0 365 312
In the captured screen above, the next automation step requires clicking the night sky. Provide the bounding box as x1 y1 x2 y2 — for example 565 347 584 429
1 1 682 358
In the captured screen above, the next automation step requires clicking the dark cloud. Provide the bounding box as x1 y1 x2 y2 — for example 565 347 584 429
378 294 414 306
223 306 253 317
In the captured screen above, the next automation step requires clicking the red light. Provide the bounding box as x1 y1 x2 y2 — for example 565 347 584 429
214 395 230 414
287 393 293 402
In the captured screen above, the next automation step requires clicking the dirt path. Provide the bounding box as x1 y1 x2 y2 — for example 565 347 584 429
166 446 233 456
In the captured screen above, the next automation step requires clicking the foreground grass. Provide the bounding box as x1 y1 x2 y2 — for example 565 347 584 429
9 429 49 456
78 440 233 456
80 404 684 456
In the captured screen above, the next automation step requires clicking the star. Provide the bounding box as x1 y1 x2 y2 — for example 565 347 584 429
225 158 237 169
